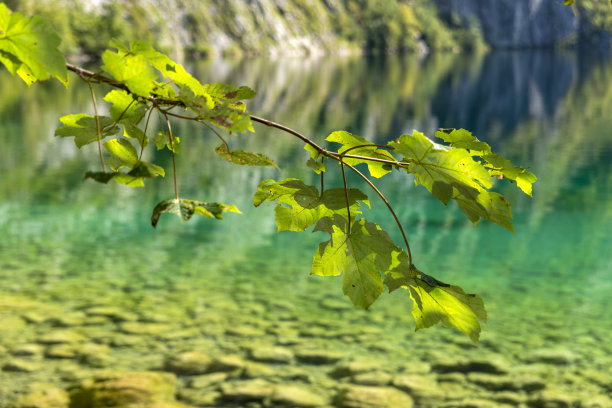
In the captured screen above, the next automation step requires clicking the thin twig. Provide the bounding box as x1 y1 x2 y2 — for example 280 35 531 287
340 143 395 156
345 163 413 264
203 122 230 151
163 114 179 201
340 160 351 235
139 107 155 160
87 81 106 173
320 157 325 197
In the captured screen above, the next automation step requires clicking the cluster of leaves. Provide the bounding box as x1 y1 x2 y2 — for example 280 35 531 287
0 2 537 343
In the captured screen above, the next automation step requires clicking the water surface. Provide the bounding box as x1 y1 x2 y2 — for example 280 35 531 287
1 51 611 407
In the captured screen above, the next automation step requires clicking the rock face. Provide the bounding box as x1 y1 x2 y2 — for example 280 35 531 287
433 0 577 47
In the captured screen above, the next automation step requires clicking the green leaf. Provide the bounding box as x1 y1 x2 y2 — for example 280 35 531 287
84 161 164 187
306 158 326 174
123 124 148 150
103 90 147 125
205 83 256 101
564 0 574 5
215 144 278 168
0 3 68 86
435 128 491 152
151 198 240 227
130 41 205 95
254 179 369 232
384 255 486 343
102 46 158 98
435 129 537 197
153 131 179 153
312 218 401 309
390 131 515 231
104 138 138 170
55 114 119 148
326 131 396 178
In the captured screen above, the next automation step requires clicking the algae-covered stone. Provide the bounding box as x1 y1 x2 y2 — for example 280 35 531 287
526 349 577 365
528 390 575 408
11 343 43 357
352 371 392 386
2 358 41 372
45 344 78 359
119 322 177 336
220 379 273 403
164 351 213 375
330 360 380 378
8 387 69 408
271 385 328 407
392 374 445 407
209 354 246 373
37 330 85 345
70 371 177 408
249 346 293 363
85 306 137 322
338 386 413 408
188 372 229 388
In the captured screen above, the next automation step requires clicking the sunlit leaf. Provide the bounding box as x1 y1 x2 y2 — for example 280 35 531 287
102 45 159 97
205 83 256 102
54 114 119 148
153 131 179 153
0 3 67 86
104 138 138 170
103 90 147 125
384 254 486 343
326 131 396 178
254 179 369 232
390 131 515 231
435 129 537 197
151 198 240 227
215 144 278 168
312 218 402 309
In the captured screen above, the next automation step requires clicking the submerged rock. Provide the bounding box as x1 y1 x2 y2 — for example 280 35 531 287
70 371 177 408
337 386 414 408
270 385 328 407
7 387 69 408
220 379 273 403
330 360 381 379
164 351 213 375
249 346 294 364
2 359 40 372
392 374 445 407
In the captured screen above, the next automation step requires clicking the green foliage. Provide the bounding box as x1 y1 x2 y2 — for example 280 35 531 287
0 3 67 85
215 145 278 168
0 2 538 343
55 114 119 148
151 198 240 227
254 179 369 232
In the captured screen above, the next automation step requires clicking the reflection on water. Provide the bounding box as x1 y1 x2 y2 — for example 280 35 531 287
1 50 612 407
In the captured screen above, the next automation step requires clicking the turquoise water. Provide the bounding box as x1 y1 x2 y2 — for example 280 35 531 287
1 52 612 407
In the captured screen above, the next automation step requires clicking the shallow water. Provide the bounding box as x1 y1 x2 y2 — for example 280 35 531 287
1 51 612 407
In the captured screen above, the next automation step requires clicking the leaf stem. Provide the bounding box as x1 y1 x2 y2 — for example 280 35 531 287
203 122 230 152
320 157 325 197
139 107 155 160
345 163 413 264
340 160 351 235
163 113 179 201
87 81 106 173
